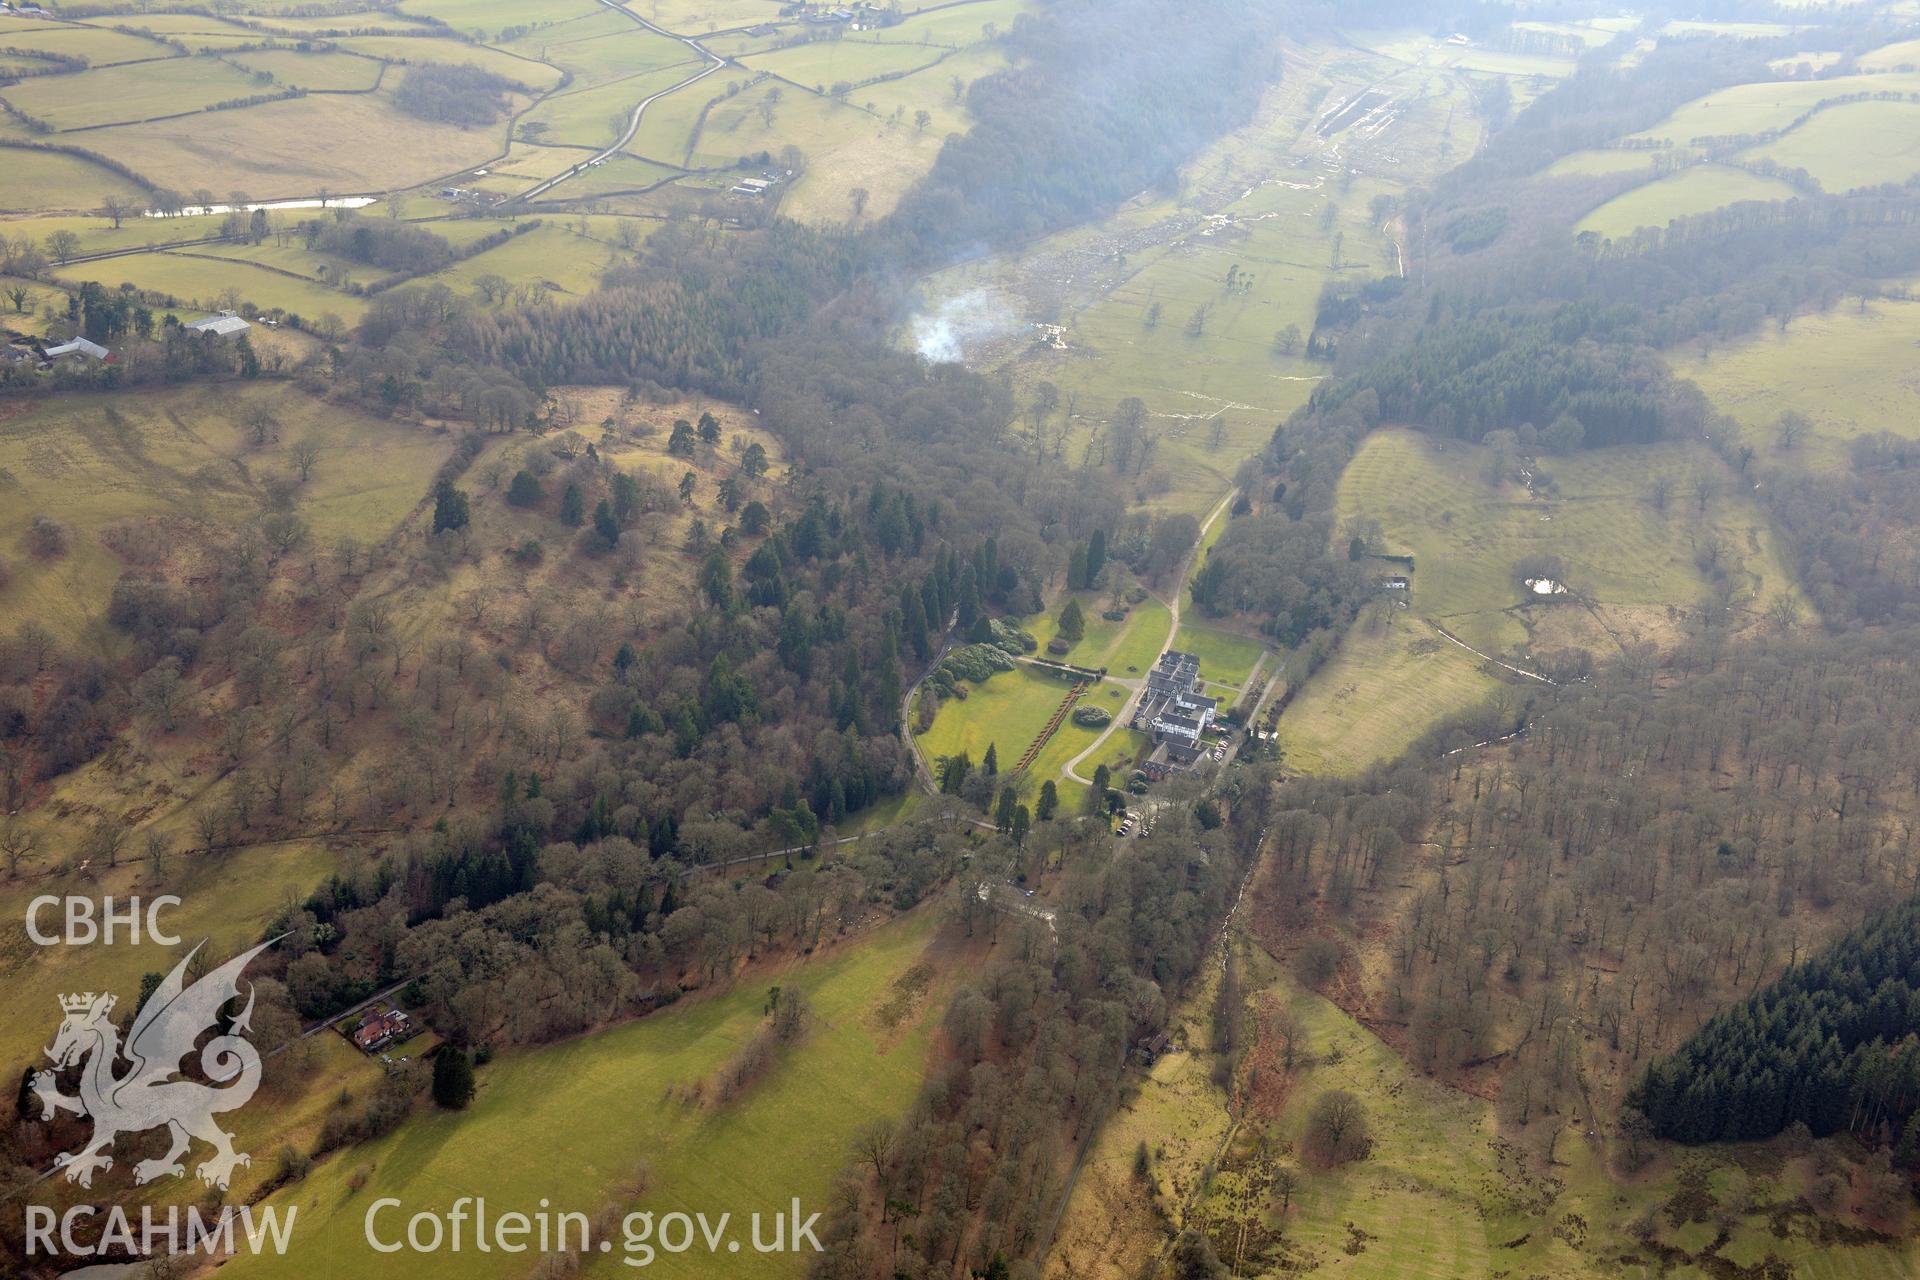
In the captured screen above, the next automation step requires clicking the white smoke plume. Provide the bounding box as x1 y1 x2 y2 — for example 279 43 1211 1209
909 289 1022 364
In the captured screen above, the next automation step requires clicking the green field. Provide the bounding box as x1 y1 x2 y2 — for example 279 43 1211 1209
1020 684 1146 787
399 0 600 39
0 23 176 65
1 56 263 130
1276 426 1806 774
1026 593 1172 677
623 0 787 35
222 912 953 1280
1742 99 1920 192
0 146 150 212
1626 70 1920 148
77 91 514 196
1575 164 1799 238
431 221 635 297
1334 429 1803 655
916 663 1083 772
334 34 568 87
1859 36 1920 69
56 250 366 321
1171 623 1267 690
231 49 388 92
1276 611 1501 776
1676 290 1920 471
742 37 947 92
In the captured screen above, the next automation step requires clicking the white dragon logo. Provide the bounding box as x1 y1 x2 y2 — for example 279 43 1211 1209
32 939 270 1190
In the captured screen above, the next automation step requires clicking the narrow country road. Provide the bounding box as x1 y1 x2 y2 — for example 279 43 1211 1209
514 1 727 204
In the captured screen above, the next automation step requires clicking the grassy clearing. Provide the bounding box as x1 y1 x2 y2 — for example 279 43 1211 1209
625 65 757 163
430 221 633 297
79 91 515 196
1675 290 1920 471
1171 623 1267 690
1276 610 1501 776
1 56 262 131
1045 962 1234 1280
0 146 149 211
1026 594 1172 677
1335 428 1803 653
1744 99 1920 192
1575 164 1799 238
222 911 954 1280
0 385 453 645
917 663 1082 771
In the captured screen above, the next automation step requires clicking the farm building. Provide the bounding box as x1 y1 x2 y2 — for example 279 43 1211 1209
43 337 110 362
186 311 250 337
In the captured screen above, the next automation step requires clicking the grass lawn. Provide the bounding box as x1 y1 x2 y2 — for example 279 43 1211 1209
1276 610 1501 775
221 911 954 1280
1171 623 1267 689
1016 683 1147 789
1026 595 1172 677
917 663 1082 773
1674 290 1920 471
1575 164 1798 239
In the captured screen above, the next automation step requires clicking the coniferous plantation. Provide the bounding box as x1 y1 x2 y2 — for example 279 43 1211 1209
4 0 1920 1276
